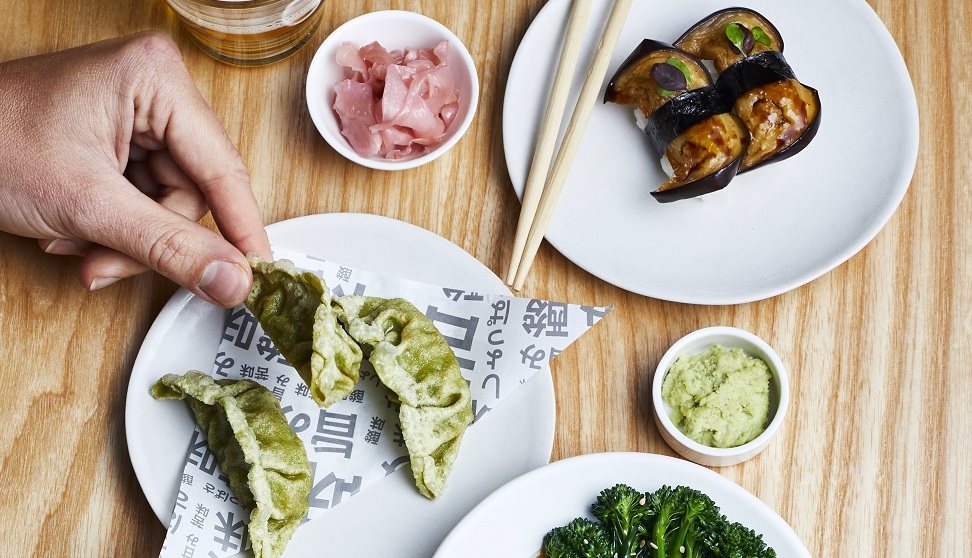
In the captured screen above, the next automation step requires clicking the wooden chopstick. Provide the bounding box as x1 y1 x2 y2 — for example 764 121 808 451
511 0 635 292
505 0 594 286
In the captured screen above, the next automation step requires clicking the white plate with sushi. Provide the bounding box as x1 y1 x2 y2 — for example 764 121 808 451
504 0 918 304
126 213 556 557
434 452 811 557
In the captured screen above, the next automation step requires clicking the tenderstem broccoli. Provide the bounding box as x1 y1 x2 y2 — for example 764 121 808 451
541 484 777 558
542 517 612 558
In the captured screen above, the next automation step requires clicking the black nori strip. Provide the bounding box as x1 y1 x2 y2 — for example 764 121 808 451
713 52 821 172
643 87 725 159
715 51 796 101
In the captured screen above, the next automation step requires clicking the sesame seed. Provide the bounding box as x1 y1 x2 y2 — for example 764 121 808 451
583 539 589 545
650 542 658 549
680 545 686 554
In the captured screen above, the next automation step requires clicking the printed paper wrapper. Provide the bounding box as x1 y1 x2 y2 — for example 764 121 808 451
159 246 610 558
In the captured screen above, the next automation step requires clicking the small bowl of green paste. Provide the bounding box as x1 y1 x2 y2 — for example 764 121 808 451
652 326 789 467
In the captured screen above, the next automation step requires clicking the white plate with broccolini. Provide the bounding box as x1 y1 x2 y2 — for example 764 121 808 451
435 452 810 557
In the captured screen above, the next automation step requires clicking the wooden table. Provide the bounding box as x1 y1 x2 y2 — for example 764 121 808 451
0 0 968 555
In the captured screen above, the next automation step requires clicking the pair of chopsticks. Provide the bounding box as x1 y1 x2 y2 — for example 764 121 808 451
505 0 634 291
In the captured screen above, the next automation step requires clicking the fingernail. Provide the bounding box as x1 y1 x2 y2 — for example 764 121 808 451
199 261 248 306
90 277 121 291
44 239 82 256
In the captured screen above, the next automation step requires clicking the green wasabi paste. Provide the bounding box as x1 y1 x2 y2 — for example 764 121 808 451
662 344 771 448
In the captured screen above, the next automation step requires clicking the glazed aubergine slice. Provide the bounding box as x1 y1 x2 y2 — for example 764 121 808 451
647 93 750 202
605 40 749 202
716 52 821 171
605 39 712 117
675 7 784 73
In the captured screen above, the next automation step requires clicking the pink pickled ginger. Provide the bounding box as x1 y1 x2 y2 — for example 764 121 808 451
332 40 461 160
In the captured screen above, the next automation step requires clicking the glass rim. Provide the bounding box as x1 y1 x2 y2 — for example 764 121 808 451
171 0 301 8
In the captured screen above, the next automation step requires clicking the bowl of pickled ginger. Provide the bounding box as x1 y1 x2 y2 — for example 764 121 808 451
306 10 480 170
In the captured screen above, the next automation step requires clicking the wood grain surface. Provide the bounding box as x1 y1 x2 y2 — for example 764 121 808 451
0 0 969 556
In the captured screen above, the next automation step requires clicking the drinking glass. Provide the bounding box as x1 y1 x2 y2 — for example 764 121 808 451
165 0 325 66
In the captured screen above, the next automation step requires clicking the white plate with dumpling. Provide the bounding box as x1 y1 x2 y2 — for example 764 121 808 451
126 213 556 557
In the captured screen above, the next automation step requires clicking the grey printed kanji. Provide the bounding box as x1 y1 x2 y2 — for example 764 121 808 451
256 335 287 364
443 288 464 301
381 455 410 475
471 399 491 423
190 503 209 529
222 307 256 350
488 299 510 326
424 306 479 350
482 374 500 399
331 282 366 297
282 405 311 433
580 305 611 326
308 464 362 509
486 347 503 369
546 302 569 337
212 352 234 377
187 431 218 476
311 409 356 459
425 305 478 370
212 511 246 552
519 343 547 369
295 382 309 397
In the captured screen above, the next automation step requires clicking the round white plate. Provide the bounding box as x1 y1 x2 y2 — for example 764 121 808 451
434 452 811 557
126 213 556 557
504 0 919 304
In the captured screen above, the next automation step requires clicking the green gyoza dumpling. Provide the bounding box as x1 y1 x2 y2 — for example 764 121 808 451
246 258 363 407
334 296 474 499
151 371 311 558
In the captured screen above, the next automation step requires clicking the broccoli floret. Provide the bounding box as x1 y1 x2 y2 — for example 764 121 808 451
543 517 613 558
668 486 722 558
645 485 724 558
646 485 679 557
591 484 653 558
706 520 777 558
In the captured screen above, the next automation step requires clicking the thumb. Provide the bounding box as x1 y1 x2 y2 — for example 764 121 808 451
76 173 253 307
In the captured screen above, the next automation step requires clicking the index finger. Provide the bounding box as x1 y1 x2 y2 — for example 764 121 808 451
134 42 272 260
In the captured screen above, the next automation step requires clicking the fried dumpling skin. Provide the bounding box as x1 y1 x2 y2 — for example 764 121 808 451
246 258 364 407
334 296 473 499
151 371 312 558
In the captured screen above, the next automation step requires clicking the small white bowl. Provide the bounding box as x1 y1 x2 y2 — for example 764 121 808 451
652 327 790 467
305 10 479 171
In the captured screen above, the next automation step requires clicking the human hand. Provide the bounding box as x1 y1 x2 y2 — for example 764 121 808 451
0 32 271 307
